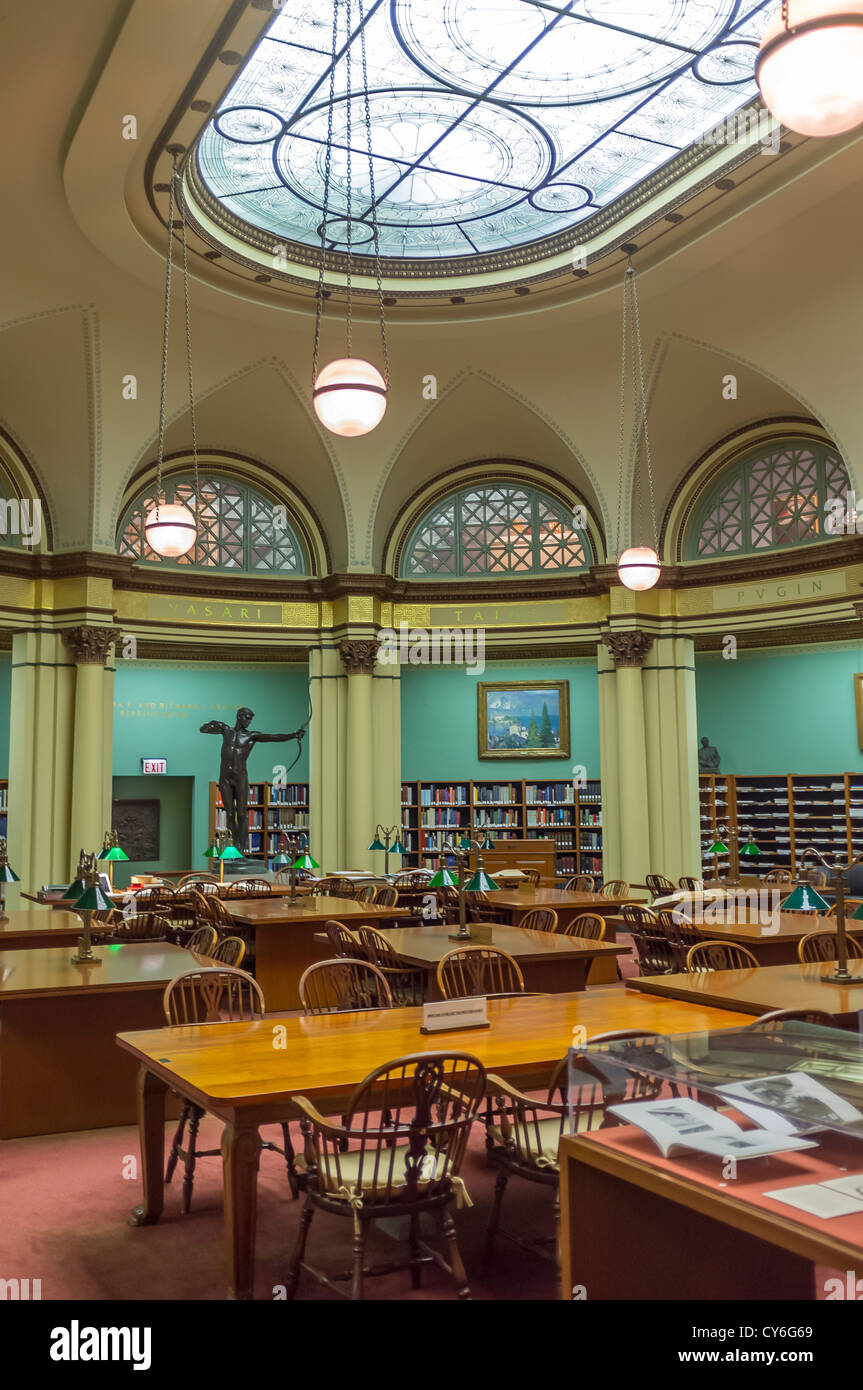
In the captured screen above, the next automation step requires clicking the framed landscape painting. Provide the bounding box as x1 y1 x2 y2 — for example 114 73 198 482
477 680 570 760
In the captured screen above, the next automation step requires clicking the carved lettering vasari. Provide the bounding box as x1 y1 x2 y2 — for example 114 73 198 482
62 625 121 665
601 631 655 668
339 639 380 675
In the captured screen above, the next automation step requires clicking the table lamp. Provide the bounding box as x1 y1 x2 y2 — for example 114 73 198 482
218 835 244 883
71 850 111 965
439 836 500 942
367 824 406 877
0 838 19 919
97 830 129 890
795 846 863 986
707 824 758 886
780 884 831 914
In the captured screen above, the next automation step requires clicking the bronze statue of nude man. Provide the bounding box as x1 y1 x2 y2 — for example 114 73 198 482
200 707 305 854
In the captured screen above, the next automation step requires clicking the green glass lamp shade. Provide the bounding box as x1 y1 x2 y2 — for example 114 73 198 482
781 885 831 913
219 844 244 861
480 836 495 850
458 833 471 849
740 840 760 858
272 852 291 867
105 845 130 862
428 868 457 888
465 870 500 892
367 838 386 852
293 852 320 870
707 840 729 854
851 901 863 921
74 882 112 912
0 863 20 884
64 877 88 902
390 838 407 855
204 844 220 859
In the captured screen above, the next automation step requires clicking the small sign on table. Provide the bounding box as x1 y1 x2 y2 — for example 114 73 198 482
420 996 489 1034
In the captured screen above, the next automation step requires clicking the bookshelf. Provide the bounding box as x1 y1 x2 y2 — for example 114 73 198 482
400 778 603 882
209 781 309 862
699 773 863 876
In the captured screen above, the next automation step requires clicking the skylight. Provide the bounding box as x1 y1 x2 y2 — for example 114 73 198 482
195 0 774 264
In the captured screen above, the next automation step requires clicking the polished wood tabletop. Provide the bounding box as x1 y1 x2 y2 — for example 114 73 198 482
370 921 627 966
225 894 412 926
117 988 754 1112
628 959 863 1018
611 907 857 946
0 942 209 1001
0 908 89 941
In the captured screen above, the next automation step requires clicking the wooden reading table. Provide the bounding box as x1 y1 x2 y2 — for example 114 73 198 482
0 907 95 950
491 887 640 984
628 959 863 1025
117 989 753 1300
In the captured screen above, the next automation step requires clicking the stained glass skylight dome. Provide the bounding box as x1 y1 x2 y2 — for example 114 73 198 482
192 0 774 279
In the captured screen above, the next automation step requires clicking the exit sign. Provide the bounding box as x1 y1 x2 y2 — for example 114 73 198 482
141 758 167 775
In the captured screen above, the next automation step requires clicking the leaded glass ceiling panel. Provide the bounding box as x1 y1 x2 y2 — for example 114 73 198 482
195 0 775 266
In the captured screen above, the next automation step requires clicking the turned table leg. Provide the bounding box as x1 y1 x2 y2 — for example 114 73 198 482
128 1065 168 1227
222 1115 262 1300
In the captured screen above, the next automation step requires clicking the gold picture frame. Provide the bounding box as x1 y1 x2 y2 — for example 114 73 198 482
477 680 570 760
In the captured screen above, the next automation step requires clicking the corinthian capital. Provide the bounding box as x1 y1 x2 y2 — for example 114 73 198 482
62 625 121 665
601 630 654 669
338 638 379 675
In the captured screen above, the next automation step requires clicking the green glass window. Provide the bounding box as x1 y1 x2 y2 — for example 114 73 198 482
401 481 591 578
687 438 851 560
117 472 307 573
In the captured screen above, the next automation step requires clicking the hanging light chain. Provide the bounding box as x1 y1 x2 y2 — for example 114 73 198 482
345 0 353 359
312 0 341 388
614 260 630 556
628 258 659 552
154 153 180 526
358 0 389 386
177 160 200 518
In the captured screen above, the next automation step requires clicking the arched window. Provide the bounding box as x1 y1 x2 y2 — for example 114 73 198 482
400 481 592 578
117 471 308 573
0 454 46 551
686 437 851 560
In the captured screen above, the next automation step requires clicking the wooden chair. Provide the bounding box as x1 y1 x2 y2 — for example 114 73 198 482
106 912 172 942
298 959 394 1015
467 889 508 925
621 904 676 976
763 868 793 885
483 1030 666 1272
324 919 367 960
393 870 434 887
130 886 175 912
355 925 425 1005
678 876 704 892
517 907 558 934
686 940 759 972
559 912 605 941
184 923 218 955
353 884 378 904
194 880 222 897
170 888 209 928
223 879 272 898
374 885 399 908
163 967 300 1204
520 868 541 886
645 873 675 898
798 931 863 964
436 946 525 999
210 935 247 968
177 873 220 888
600 880 628 897
655 907 701 971
563 875 596 893
207 896 236 930
826 899 863 917
286 1052 486 1300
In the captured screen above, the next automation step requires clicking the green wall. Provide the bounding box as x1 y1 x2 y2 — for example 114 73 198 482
111 774 193 887
0 653 9 778
112 661 310 867
400 659 600 781
695 642 863 774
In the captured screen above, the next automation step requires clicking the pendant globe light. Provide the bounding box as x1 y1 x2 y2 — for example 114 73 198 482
757 1 863 138
615 254 661 592
311 0 389 437
144 149 201 558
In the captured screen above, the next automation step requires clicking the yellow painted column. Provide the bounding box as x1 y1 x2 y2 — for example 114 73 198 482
597 641 620 882
601 631 653 888
309 643 347 872
7 630 76 898
340 639 378 870
64 626 119 875
642 635 701 880
372 660 402 868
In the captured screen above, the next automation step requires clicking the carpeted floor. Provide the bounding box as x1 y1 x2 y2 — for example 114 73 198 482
0 1115 558 1301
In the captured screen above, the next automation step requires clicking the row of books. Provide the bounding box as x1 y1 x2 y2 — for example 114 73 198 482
418 808 464 827
215 809 264 830
474 810 521 827
526 783 576 804
419 786 469 805
474 785 520 804
527 807 572 826
269 785 309 805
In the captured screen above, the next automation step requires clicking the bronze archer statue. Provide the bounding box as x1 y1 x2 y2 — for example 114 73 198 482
200 707 306 854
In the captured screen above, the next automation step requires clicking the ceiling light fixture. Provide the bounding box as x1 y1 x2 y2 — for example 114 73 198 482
145 149 201 558
311 0 389 437
615 255 661 591
757 0 863 137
